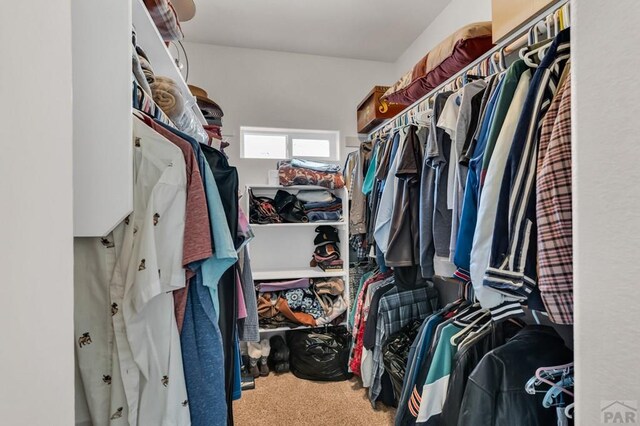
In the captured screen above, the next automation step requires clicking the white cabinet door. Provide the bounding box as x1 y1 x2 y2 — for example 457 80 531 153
72 0 133 236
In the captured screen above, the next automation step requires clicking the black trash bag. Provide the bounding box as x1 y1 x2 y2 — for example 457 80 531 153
286 327 352 381
382 319 423 401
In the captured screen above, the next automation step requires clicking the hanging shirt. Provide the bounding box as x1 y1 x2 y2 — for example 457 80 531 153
449 80 488 263
415 323 462 424
536 72 573 324
480 60 533 186
395 313 443 426
200 160 238 321
453 77 504 282
75 235 130 426
470 67 532 317
437 90 463 211
483 29 571 319
374 129 406 254
386 125 423 267
369 286 437 405
75 118 192 426
126 119 191 426
136 114 213 332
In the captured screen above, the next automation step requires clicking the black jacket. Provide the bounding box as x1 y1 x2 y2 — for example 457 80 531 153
457 325 573 426
440 320 522 426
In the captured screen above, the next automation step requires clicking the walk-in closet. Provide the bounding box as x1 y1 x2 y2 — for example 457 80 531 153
3 0 640 425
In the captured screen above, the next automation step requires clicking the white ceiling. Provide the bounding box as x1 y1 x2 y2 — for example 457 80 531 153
181 0 451 62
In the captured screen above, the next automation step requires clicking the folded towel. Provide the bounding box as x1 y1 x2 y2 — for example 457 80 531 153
150 76 185 122
135 45 156 86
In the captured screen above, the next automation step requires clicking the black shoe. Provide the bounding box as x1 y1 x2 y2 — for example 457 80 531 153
269 335 290 362
273 361 289 374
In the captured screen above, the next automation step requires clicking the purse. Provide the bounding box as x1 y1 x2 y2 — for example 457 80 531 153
249 189 282 224
312 277 345 296
274 190 308 223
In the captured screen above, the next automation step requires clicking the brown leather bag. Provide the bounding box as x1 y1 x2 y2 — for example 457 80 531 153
276 297 317 327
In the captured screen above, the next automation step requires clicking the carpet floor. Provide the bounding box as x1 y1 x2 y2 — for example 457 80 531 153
233 373 396 425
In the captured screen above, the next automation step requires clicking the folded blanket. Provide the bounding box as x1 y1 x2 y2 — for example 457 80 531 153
279 162 345 189
150 76 185 122
291 159 341 173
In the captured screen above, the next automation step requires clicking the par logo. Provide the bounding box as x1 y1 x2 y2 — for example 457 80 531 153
601 401 638 424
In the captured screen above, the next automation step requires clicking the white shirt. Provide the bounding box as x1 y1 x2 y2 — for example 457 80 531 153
124 119 190 426
75 234 130 426
470 71 532 310
75 118 191 426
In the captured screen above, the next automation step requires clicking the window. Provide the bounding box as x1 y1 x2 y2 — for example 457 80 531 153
241 127 340 161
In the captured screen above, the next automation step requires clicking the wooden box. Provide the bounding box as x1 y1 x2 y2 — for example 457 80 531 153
492 0 557 42
357 86 406 134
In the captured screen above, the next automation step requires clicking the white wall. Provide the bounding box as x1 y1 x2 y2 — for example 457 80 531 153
183 42 397 189
0 1 74 425
572 0 640 423
394 0 492 75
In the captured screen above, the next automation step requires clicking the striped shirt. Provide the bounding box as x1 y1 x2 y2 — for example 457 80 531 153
536 72 573 324
483 28 571 320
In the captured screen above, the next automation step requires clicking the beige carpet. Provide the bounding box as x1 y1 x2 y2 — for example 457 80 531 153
234 373 396 425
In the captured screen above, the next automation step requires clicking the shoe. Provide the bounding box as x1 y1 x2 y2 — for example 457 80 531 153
259 356 270 377
269 335 290 362
249 357 260 378
273 361 289 374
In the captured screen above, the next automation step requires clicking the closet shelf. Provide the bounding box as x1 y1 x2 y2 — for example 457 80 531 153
258 322 347 333
253 268 346 280
132 0 206 125
251 221 346 228
248 184 342 191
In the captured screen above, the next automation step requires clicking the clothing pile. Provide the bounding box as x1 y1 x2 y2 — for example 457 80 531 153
297 189 343 222
279 159 346 189
310 225 343 271
249 189 343 224
256 277 347 328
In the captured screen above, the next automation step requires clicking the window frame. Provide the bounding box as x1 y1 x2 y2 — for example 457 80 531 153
240 126 340 161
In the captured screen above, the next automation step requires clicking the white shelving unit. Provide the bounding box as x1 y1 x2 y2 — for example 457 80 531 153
71 0 206 237
246 185 350 334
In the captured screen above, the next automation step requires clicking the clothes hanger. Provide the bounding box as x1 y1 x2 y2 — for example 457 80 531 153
564 402 575 419
450 309 490 346
542 374 574 408
525 364 575 399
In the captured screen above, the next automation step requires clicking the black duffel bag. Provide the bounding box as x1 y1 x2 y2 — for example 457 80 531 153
287 327 352 381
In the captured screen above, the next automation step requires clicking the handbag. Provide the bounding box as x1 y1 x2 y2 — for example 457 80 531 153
249 189 282 224
312 277 345 296
274 190 308 223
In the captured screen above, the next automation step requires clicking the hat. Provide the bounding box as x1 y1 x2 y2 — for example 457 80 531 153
171 0 196 22
314 226 340 245
189 84 224 118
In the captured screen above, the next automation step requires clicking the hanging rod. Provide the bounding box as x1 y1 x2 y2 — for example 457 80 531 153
365 0 569 140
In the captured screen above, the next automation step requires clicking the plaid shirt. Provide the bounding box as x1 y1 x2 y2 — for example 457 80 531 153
536 73 573 324
369 286 436 405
